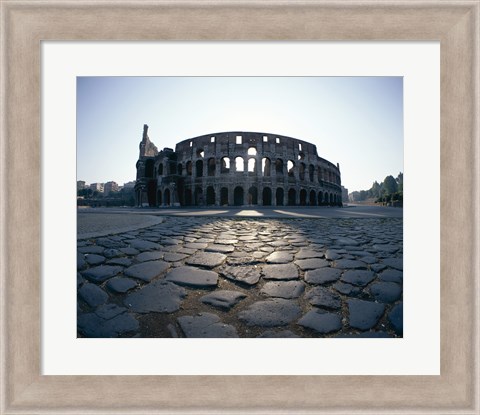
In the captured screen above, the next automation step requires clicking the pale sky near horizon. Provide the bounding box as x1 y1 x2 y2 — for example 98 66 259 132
77 76 403 192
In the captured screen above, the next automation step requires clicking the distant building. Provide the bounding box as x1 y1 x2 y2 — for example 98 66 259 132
104 181 119 196
341 186 349 203
123 181 136 189
90 182 104 193
77 180 86 191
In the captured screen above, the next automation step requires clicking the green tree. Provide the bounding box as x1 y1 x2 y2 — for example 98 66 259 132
396 172 403 192
383 175 398 195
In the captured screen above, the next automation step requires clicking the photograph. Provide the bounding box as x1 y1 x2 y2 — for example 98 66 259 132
76 76 404 338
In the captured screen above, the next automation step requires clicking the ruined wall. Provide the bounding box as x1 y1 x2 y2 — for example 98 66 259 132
136 130 342 207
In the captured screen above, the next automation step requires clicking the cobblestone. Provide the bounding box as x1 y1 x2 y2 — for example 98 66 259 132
77 214 403 338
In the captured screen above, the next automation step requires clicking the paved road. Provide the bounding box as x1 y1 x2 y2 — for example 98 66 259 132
78 205 402 238
77 208 403 338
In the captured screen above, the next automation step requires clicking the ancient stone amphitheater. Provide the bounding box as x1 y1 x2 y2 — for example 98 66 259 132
135 125 342 207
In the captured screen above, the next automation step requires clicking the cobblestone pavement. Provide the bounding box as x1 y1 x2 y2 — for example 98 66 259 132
77 215 403 338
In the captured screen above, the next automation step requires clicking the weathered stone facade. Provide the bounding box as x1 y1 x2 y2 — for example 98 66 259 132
135 125 342 207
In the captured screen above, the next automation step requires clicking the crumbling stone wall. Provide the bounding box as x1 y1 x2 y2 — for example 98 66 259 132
135 127 342 207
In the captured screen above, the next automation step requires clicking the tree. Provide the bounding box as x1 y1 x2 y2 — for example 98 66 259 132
383 175 398 195
396 172 403 192
77 188 93 198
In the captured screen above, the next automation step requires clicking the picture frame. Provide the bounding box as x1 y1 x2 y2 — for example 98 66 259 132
1 1 478 413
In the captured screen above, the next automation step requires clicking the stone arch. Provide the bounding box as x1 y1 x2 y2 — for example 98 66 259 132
158 163 163 176
262 157 271 177
235 156 244 172
177 163 183 176
220 187 228 206
221 157 230 173
185 188 192 205
275 159 284 175
288 188 296 206
318 191 323 205
206 186 215 205
324 192 329 205
234 186 244 206
186 161 192 176
196 148 204 158
309 164 314 182
287 160 295 178
207 158 216 176
164 188 171 206
299 163 306 181
196 160 203 177
157 190 162 206
195 186 203 206
248 147 257 156
263 187 272 206
145 159 154 178
309 190 316 206
248 186 258 205
330 193 334 204
248 158 256 173
276 188 284 206
299 189 307 206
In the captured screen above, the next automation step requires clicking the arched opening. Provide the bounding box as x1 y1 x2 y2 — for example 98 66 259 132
235 157 244 172
186 161 192 176
318 191 323 205
157 190 162 206
287 160 295 178
221 157 230 173
196 160 203 177
234 186 244 206
158 163 163 176
288 188 296 205
145 159 154 178
299 163 306 181
177 163 183 175
195 186 203 206
309 165 314 182
220 187 228 206
248 158 256 173
276 188 284 206
164 188 171 206
275 159 284 175
196 149 204 158
262 158 271 176
206 186 215 205
248 147 257 156
309 190 316 206
298 152 305 161
324 192 329 205
330 193 334 204
263 187 272 206
247 186 258 205
185 189 192 206
299 189 307 206
207 158 216 176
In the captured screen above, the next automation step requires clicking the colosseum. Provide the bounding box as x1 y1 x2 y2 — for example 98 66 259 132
135 124 342 207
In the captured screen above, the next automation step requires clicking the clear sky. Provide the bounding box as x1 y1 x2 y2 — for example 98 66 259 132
77 77 403 192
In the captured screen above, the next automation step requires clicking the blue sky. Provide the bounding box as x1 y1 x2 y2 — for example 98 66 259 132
77 77 403 192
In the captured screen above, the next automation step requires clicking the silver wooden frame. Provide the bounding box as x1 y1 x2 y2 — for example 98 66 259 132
1 1 479 413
